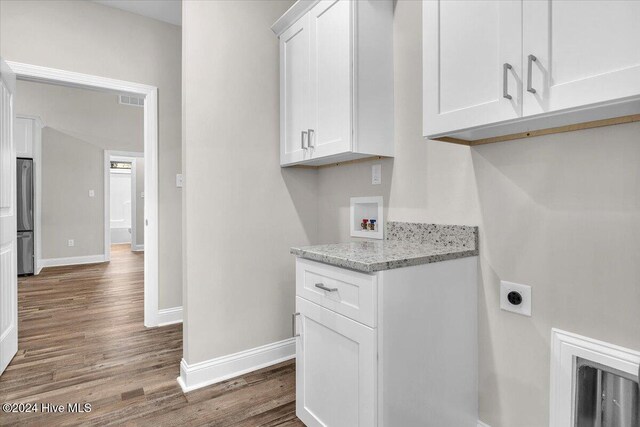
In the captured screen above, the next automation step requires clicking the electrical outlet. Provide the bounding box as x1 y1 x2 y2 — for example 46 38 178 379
500 280 531 316
372 164 381 185
88 189 95 198
68 239 75 247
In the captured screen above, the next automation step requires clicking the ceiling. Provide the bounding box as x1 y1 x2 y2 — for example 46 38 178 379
91 0 181 26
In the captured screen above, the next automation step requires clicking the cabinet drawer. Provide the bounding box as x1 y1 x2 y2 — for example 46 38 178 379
296 258 376 327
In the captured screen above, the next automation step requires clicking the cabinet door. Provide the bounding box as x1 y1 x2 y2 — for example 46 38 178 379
308 0 352 158
524 1 640 116
423 0 522 137
280 14 311 166
296 297 376 427
14 117 33 158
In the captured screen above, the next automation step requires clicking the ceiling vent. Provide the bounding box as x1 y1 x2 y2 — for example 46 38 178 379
119 94 145 107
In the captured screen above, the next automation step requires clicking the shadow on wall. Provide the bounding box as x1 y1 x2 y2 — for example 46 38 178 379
470 122 640 426
281 167 320 245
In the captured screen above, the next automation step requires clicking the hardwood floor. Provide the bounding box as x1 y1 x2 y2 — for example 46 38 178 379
0 244 302 426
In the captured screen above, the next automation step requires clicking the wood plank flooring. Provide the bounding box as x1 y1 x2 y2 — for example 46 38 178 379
0 244 302 426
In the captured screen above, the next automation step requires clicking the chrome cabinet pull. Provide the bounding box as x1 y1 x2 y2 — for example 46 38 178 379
315 283 338 292
503 63 513 100
527 54 537 94
292 312 300 337
301 130 308 150
307 129 314 148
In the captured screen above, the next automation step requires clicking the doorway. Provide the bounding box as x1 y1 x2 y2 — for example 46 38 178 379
6 61 161 328
105 152 145 257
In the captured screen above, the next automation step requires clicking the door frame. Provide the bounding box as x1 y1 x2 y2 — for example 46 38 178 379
7 61 161 327
104 151 144 258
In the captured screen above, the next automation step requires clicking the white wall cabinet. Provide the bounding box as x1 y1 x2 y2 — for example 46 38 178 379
273 0 394 167
15 116 35 158
293 256 478 426
423 0 640 144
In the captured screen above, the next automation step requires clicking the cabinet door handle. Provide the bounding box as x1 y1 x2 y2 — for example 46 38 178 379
292 312 300 337
315 283 338 292
307 129 314 148
301 130 308 150
527 54 537 94
503 63 513 100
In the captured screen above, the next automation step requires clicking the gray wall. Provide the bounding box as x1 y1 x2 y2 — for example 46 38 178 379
16 80 143 152
1 0 182 309
17 81 145 259
182 0 318 364
316 1 640 426
41 128 104 258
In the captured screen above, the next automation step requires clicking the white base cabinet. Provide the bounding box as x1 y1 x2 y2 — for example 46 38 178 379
273 0 394 167
294 257 478 426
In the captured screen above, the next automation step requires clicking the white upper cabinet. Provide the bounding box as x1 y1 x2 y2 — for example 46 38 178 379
523 0 640 116
273 0 394 167
308 0 352 159
423 0 522 136
15 116 34 158
280 14 312 165
423 0 640 144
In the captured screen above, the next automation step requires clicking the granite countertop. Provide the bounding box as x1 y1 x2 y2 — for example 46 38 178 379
290 222 478 273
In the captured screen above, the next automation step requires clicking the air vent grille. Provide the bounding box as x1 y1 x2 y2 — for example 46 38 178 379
119 94 144 107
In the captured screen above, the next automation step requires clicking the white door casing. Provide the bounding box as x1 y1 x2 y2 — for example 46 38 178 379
308 0 352 159
6 61 160 327
0 57 17 376
523 0 640 116
423 0 522 136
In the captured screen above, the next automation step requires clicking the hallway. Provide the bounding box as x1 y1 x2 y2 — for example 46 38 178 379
0 245 299 426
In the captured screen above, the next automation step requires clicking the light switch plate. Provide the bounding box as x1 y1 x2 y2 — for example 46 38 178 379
372 164 381 185
500 280 532 316
89 190 95 197
68 239 75 247
176 174 183 188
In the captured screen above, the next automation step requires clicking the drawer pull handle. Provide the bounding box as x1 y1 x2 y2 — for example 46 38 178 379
315 283 338 292
503 63 513 100
292 312 300 337
527 54 537 94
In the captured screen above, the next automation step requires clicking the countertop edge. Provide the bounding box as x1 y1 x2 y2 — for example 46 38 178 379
290 247 478 273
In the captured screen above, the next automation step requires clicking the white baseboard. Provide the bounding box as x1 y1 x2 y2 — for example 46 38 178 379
40 254 107 268
478 421 491 427
157 306 182 326
177 338 296 393
132 244 144 252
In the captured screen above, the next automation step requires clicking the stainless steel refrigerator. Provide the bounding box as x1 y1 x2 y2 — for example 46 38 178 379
17 158 34 275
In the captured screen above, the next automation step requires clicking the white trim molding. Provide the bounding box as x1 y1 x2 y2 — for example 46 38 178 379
132 244 144 252
549 328 640 427
157 306 182 326
177 338 296 393
7 62 160 329
477 421 492 427
40 255 107 268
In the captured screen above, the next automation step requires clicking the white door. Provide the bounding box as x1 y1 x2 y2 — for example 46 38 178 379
523 0 640 116
295 297 376 427
280 14 311 166
0 58 18 376
423 0 522 137
308 0 352 159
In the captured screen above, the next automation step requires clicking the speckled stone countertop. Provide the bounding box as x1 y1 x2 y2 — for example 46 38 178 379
290 222 478 273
